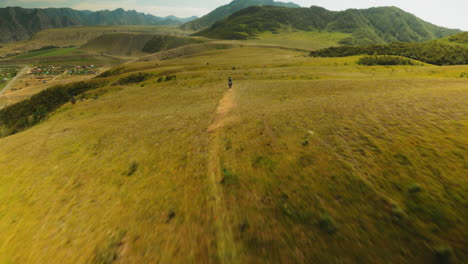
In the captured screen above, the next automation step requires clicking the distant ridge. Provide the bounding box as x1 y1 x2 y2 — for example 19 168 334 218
195 5 460 45
180 0 300 30
165 15 198 23
0 7 188 43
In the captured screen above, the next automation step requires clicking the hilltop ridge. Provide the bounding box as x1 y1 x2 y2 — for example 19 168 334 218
180 0 300 30
195 5 460 45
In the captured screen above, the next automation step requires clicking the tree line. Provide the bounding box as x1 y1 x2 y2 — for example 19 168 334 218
310 42 468 65
0 78 109 135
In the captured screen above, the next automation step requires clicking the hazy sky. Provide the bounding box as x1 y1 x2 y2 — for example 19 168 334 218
1 0 467 30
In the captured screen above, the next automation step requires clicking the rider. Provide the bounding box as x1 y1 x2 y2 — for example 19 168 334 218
228 76 233 89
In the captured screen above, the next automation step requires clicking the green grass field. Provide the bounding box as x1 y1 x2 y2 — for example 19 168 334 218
0 44 466 263
243 28 350 50
14 47 81 59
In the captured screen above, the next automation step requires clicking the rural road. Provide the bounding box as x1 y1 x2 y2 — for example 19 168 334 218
0 66 29 96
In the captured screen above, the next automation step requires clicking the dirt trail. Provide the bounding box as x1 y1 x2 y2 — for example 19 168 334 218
0 66 29 97
206 88 239 263
208 89 236 132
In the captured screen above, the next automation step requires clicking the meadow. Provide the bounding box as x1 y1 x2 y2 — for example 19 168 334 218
0 44 466 263
241 28 351 50
13 47 82 59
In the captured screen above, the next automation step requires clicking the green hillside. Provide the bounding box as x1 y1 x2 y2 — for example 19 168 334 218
180 0 300 30
195 6 460 45
447 32 468 44
80 33 206 57
434 32 468 48
0 45 467 263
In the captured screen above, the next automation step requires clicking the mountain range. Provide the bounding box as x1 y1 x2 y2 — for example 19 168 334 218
195 5 460 45
0 7 197 43
180 0 300 30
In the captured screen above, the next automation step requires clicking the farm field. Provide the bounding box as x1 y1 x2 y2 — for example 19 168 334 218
13 47 82 59
0 45 466 263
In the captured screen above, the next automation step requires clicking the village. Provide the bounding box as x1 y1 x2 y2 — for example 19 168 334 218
0 66 21 84
14 64 100 90
27 64 99 82
0 64 103 108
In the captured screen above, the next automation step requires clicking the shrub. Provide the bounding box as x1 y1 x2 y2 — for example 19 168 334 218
0 78 109 135
357 55 417 66
126 161 139 176
434 244 453 264
408 183 422 193
167 210 176 223
220 168 238 185
310 42 468 65
319 213 337 234
157 75 177 83
448 32 468 44
390 203 406 224
112 72 153 86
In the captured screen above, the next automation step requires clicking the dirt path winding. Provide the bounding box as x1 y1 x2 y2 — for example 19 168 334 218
208 89 236 132
0 66 29 97
207 88 239 263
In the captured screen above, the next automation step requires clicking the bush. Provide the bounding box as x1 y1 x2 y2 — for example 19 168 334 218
408 183 422 193
157 75 177 83
358 55 417 66
310 42 468 65
434 244 453 264
127 161 139 176
391 205 406 222
448 32 468 44
0 78 109 135
319 213 337 234
112 72 154 86
220 168 238 185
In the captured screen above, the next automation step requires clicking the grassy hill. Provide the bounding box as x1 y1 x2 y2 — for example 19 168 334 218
235 26 351 50
180 0 300 30
0 45 466 263
0 7 189 44
195 6 460 45
0 26 192 58
79 33 206 57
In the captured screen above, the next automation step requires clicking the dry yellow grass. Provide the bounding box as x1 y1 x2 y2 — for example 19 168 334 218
0 45 466 263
